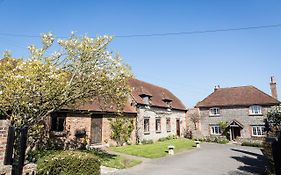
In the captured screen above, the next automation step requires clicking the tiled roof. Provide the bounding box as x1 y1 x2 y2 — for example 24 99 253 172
75 99 137 114
129 79 186 111
196 86 280 108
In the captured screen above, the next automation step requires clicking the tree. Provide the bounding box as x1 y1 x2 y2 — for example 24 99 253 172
188 109 200 130
0 33 132 149
218 121 229 139
110 114 134 146
267 105 281 130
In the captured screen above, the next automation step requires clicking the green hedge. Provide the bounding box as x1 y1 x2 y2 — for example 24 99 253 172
241 141 262 147
37 151 100 175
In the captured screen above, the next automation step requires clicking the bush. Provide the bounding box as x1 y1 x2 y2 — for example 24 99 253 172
27 149 59 163
184 129 193 139
141 139 153 144
158 135 177 142
205 136 229 144
37 151 100 175
241 141 262 147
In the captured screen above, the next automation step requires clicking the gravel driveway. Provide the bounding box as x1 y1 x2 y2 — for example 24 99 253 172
108 143 266 175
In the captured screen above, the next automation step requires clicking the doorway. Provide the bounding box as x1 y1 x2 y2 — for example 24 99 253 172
230 126 241 140
228 120 243 141
91 116 102 144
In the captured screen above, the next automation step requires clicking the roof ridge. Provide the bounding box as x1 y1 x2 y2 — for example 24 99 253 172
218 85 254 89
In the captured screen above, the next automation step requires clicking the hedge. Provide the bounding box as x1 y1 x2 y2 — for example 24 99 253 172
37 151 100 175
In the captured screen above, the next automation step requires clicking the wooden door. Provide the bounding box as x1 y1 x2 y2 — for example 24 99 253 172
91 117 102 144
176 119 180 136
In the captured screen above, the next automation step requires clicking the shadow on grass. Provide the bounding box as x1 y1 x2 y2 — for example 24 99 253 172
83 149 118 161
229 148 266 175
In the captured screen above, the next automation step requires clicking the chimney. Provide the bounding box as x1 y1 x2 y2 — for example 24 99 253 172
270 76 278 100
214 85 220 91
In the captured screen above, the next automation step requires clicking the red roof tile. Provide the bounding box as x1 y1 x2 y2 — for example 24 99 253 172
196 86 280 108
76 99 137 114
129 79 186 111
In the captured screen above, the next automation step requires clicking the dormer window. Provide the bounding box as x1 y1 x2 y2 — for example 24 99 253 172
140 94 151 106
143 96 150 105
163 99 172 108
249 105 262 115
209 107 220 117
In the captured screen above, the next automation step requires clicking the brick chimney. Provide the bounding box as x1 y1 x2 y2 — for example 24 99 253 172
270 76 278 100
214 85 220 91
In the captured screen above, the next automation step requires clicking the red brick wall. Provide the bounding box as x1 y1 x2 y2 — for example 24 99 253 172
64 113 137 146
65 113 92 143
0 120 9 165
102 116 137 146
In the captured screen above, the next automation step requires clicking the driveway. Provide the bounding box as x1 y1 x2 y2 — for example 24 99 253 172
110 143 266 175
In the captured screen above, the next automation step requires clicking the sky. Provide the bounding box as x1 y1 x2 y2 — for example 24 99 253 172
0 0 281 107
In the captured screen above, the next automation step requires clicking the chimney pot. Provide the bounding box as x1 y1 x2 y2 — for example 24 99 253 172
214 85 220 91
270 76 278 100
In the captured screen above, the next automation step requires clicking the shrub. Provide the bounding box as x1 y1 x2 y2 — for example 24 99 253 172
205 136 229 144
241 141 262 147
37 151 100 175
141 139 153 144
184 129 193 139
27 149 59 163
158 135 177 142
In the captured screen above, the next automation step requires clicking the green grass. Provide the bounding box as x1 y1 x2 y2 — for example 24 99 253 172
111 138 195 159
102 156 142 169
85 149 142 169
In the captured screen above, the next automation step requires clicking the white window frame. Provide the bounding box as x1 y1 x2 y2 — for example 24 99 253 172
249 105 262 115
210 125 221 135
209 107 220 116
144 118 150 134
252 126 265 137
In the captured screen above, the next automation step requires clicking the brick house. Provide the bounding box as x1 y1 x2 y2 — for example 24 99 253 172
194 77 280 141
50 79 187 146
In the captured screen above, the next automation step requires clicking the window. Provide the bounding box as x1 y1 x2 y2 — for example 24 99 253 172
156 118 161 133
252 126 265 136
209 108 220 116
166 118 171 132
210 125 221 135
249 105 262 115
142 96 150 105
144 118 150 134
51 112 66 132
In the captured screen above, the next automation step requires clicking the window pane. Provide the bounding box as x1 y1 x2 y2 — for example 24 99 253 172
253 127 257 135
144 118 149 132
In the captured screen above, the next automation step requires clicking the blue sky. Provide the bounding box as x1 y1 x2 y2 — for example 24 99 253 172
0 0 281 107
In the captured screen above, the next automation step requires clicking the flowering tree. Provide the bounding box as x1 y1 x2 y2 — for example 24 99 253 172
0 33 132 148
267 105 281 130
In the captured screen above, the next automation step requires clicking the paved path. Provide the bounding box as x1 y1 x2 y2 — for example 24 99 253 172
106 143 266 175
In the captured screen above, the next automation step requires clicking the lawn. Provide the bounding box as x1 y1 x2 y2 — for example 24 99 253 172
110 138 195 159
87 149 142 169
102 155 142 169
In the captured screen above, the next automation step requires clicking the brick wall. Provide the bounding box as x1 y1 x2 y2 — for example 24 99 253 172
102 116 137 146
63 113 137 146
0 120 12 175
0 120 9 165
65 113 92 141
